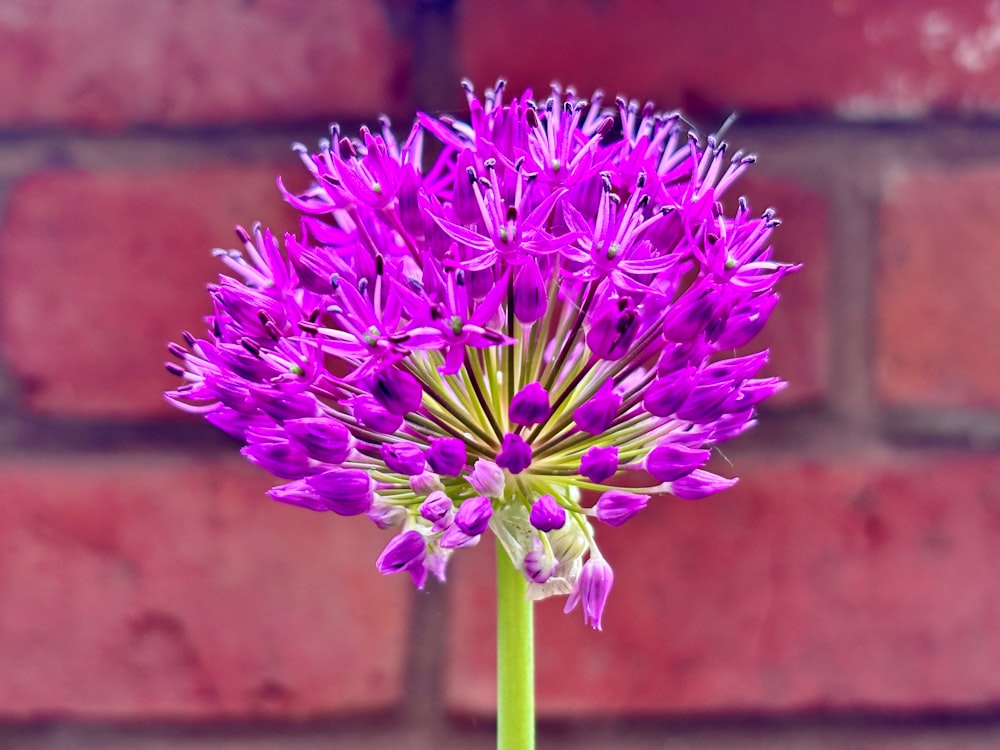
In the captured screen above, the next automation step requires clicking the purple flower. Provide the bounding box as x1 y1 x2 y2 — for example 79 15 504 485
166 80 796 628
564 556 614 631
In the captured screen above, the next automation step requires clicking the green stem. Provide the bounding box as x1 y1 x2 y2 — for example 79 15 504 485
496 540 535 750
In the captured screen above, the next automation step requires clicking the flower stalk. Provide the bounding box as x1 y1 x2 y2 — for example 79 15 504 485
496 538 535 750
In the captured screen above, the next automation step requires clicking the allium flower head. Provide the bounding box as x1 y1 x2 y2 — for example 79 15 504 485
167 80 796 630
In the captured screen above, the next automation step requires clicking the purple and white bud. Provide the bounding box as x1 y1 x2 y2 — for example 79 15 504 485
595 489 650 527
420 490 455 532
579 445 619 483
409 471 444 496
285 417 354 464
564 556 614 630
496 433 532 474
645 443 711 482
671 468 738 500
572 381 622 435
376 529 427 588
523 542 557 583
467 458 505 498
455 495 493 535
512 260 547 323
352 394 403 433
426 436 468 476
380 441 426 476
529 494 566 532
372 366 424 416
509 382 552 426
439 525 480 549
367 500 408 529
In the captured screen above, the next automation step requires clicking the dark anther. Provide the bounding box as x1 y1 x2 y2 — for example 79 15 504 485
320 173 342 188
240 338 262 357
330 273 340 291
182 331 197 347
482 329 505 342
506 206 518 222
738 196 749 213
601 173 613 192
338 137 356 159
212 319 222 338
467 166 478 184
637 195 650 209
375 254 385 275
636 172 647 189
430 305 443 320
597 116 615 136
525 108 540 128
307 308 320 323
455 269 466 286
514 156 526 171
264 321 282 341
167 342 187 359
616 310 636 333
235 226 251 244
388 333 411 344
358 278 369 296
299 321 319 334
165 362 186 377
407 277 424 292
617 298 629 311
484 158 496 170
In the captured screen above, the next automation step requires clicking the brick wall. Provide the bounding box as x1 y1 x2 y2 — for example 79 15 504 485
2 2 1000 748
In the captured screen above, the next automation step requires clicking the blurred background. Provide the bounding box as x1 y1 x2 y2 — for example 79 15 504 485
1 1 1000 748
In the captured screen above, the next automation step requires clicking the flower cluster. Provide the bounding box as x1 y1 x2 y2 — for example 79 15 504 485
166 81 795 629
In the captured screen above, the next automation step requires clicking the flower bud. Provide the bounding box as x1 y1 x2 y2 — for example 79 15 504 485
573 381 622 434
523 543 557 583
529 494 566 532
352 394 403 433
645 443 710 482
512 260 547 323
420 490 454 531
372 366 424 416
595 490 650 527
671 468 738 500
509 382 552 426
367 500 408 529
274 468 373 515
579 445 618 483
455 495 493 535
587 297 639 361
426 436 468 476
496 433 532 474
242 436 311 479
285 417 353 464
409 471 445 496
467 459 505 497
376 530 427 588
380 441 426 476
643 366 696 418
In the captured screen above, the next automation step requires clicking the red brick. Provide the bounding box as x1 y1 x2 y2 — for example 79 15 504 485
0 165 302 418
0 456 411 719
878 168 1000 409
0 1 401 129
459 0 1000 117
738 176 828 407
446 452 1000 715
